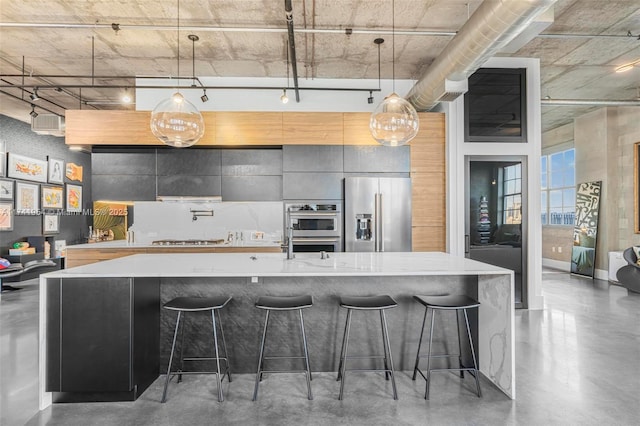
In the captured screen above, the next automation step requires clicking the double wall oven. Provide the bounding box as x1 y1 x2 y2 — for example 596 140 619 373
285 202 342 252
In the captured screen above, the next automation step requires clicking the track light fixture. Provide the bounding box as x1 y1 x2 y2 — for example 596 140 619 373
368 90 374 104
201 89 209 103
30 87 40 101
122 88 132 103
280 89 289 104
29 104 38 118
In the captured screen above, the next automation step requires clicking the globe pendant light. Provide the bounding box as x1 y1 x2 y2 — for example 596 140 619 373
150 0 204 148
369 0 419 147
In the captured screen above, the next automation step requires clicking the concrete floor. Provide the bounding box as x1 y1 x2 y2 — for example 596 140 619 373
2 269 639 425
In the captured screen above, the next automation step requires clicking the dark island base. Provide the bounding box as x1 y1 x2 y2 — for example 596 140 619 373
46 275 480 402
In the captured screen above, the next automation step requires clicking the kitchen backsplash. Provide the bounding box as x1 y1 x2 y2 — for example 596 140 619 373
131 201 283 244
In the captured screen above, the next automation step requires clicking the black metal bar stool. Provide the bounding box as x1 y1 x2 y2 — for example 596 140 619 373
162 296 232 403
336 295 398 400
412 294 481 399
252 295 313 401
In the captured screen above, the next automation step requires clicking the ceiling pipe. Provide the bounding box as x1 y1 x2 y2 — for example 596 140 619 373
4 21 635 40
407 0 557 111
541 99 640 106
284 0 300 102
0 21 457 36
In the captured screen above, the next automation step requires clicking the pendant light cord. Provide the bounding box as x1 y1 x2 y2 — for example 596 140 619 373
392 0 395 93
177 0 180 88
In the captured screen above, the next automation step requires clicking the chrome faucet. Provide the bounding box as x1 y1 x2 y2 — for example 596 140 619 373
284 207 295 259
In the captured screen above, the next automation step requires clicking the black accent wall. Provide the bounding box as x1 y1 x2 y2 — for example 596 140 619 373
0 115 92 255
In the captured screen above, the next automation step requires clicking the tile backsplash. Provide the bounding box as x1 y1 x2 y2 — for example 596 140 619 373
131 201 283 244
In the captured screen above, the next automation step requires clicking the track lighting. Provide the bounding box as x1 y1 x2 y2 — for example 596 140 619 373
201 89 209 103
29 104 38 118
122 89 132 103
280 89 289 104
30 88 40 101
368 90 374 104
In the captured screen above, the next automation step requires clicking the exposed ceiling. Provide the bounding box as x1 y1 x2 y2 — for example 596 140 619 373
1 0 639 132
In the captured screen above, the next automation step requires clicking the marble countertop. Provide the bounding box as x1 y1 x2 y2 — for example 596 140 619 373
42 252 512 278
65 240 281 250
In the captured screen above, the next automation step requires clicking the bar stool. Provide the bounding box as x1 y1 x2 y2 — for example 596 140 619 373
162 296 232 403
252 295 313 401
337 295 398 400
412 295 481 399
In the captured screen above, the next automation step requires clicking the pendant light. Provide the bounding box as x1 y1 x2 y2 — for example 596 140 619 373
369 0 419 147
150 0 204 148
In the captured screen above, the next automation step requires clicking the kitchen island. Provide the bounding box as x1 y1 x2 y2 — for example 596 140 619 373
38 252 514 408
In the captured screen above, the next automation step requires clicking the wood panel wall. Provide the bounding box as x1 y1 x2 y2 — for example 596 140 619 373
65 110 446 252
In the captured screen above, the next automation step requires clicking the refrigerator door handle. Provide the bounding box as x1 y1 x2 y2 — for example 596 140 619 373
379 193 384 252
374 193 379 252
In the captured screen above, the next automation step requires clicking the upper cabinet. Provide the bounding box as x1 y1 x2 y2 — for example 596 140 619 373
215 112 282 146
282 113 343 145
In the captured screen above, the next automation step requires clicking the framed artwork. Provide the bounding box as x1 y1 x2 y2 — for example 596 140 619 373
66 162 83 182
42 185 64 209
571 181 602 279
48 157 65 184
43 213 60 235
0 202 12 231
0 141 5 177
15 181 40 214
635 142 639 234
0 178 13 200
66 184 82 212
7 153 48 183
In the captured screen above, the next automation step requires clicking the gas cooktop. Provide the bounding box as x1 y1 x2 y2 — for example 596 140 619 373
151 239 226 246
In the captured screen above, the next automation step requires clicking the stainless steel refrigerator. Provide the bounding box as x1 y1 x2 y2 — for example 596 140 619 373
344 177 412 252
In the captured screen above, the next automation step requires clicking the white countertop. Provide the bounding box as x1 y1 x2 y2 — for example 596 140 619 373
65 240 281 250
42 252 512 278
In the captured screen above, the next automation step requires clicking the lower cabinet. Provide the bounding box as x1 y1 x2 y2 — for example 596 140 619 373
46 277 160 402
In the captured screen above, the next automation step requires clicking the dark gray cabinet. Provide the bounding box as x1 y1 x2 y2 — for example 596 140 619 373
283 146 343 172
343 145 410 173
46 277 160 401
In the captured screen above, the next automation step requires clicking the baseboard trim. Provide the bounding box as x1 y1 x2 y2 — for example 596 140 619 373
542 259 607 281
542 258 569 271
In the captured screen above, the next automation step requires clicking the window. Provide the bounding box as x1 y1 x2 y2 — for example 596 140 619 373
541 148 575 225
502 164 522 224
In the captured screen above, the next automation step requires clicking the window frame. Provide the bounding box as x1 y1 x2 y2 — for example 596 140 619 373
541 147 576 226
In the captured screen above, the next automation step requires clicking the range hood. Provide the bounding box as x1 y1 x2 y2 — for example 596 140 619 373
156 196 222 203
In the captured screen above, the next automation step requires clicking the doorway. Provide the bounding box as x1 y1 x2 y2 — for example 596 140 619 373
466 158 527 308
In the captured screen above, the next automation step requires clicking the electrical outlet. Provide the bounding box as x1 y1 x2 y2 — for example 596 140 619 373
557 247 562 253
552 247 556 252
251 276 259 284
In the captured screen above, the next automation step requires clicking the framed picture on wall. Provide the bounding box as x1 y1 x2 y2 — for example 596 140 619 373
0 202 13 231
43 213 60 235
0 141 6 177
66 184 82 213
42 185 64 209
48 157 65 184
635 142 640 234
7 153 48 183
15 181 40 215
0 178 13 200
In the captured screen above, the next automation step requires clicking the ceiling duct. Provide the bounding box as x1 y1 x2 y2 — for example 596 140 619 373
31 114 65 136
407 0 557 111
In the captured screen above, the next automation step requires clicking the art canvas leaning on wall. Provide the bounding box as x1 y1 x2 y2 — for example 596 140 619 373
571 181 601 278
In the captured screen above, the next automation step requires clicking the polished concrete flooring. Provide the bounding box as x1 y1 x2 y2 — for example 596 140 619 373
1 270 639 425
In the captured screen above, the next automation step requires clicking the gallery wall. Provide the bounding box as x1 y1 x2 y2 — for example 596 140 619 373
0 115 92 255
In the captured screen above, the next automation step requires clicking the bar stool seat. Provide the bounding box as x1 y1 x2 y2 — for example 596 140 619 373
253 295 313 401
412 294 481 400
337 295 398 400
162 295 232 403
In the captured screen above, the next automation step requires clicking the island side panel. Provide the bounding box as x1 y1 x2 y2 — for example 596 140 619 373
159 275 477 375
478 273 515 399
